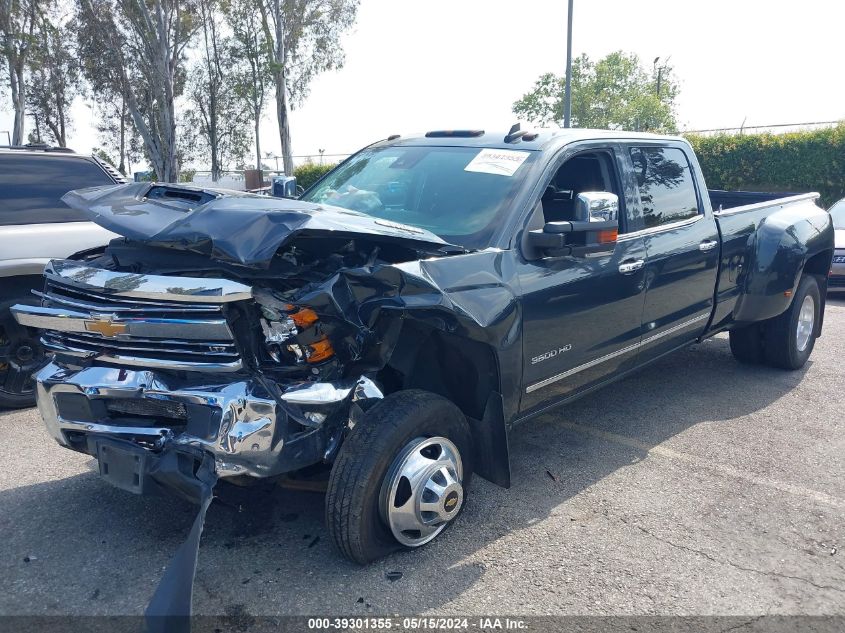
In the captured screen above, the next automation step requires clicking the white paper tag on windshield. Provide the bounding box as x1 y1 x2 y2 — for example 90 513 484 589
464 149 531 177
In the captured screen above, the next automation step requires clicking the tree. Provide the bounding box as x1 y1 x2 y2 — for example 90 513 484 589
26 12 81 147
93 91 142 175
0 0 38 144
513 51 679 133
258 0 358 175
76 0 197 181
186 0 250 180
228 0 268 174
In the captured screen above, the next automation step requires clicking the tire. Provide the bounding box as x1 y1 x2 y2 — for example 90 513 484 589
0 297 46 409
763 274 820 370
729 322 764 365
325 389 474 564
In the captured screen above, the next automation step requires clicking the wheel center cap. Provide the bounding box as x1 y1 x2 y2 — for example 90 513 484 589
439 483 463 518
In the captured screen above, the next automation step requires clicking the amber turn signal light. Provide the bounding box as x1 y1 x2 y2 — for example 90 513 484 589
307 337 334 363
289 307 319 328
597 228 618 244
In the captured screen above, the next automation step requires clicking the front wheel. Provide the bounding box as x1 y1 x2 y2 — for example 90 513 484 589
325 389 473 564
763 274 821 370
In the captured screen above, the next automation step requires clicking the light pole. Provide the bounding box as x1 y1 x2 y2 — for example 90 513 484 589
563 0 574 128
0 130 10 146
653 57 660 95
653 56 671 96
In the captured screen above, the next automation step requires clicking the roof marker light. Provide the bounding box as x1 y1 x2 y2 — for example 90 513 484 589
424 130 484 138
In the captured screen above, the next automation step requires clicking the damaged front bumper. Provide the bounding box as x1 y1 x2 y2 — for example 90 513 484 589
35 361 381 497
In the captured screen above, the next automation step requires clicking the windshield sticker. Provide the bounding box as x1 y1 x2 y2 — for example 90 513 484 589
464 149 531 177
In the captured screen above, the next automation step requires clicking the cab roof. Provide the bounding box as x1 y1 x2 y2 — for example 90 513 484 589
371 128 686 153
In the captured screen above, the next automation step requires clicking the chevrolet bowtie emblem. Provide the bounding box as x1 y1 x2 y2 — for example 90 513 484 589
84 319 128 338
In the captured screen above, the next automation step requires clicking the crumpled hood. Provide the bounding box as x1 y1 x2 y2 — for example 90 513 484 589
61 182 453 267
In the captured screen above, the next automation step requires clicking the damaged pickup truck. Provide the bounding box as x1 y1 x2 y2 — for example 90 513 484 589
14 129 834 564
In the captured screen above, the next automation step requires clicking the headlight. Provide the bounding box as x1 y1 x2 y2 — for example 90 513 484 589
256 295 335 365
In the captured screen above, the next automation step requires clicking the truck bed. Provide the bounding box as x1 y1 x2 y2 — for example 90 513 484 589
708 189 796 212
709 191 831 329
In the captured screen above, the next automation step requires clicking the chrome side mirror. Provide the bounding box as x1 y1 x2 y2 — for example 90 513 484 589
271 176 298 198
575 192 619 223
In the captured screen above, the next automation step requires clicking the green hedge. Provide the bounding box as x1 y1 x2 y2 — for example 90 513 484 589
294 162 338 191
686 123 845 208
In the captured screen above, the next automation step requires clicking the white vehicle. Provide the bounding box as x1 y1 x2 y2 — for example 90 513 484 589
0 146 124 408
829 198 845 291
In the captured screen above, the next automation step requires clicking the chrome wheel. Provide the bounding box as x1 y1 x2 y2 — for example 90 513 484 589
380 436 464 547
796 294 815 352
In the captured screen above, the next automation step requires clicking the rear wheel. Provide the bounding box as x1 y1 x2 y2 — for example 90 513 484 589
325 389 473 564
0 297 46 409
763 274 820 370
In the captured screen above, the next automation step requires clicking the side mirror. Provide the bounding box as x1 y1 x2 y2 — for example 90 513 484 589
574 191 619 223
525 192 620 260
271 176 298 198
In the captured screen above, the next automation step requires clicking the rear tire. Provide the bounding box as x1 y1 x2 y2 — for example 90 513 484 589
325 389 473 564
763 274 820 370
729 323 764 365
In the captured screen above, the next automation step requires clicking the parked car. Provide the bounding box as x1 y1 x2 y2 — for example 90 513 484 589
827 197 845 291
0 145 125 408
14 129 833 564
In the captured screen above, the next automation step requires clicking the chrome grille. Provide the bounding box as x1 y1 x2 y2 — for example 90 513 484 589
14 259 252 372
37 281 224 316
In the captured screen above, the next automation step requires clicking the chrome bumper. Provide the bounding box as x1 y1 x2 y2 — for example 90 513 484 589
36 362 380 481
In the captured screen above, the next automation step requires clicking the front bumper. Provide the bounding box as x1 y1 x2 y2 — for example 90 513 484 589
36 361 381 485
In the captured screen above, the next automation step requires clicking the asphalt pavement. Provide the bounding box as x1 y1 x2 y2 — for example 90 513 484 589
2 298 844 621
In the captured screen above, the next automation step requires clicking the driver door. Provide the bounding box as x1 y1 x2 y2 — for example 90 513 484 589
516 143 648 414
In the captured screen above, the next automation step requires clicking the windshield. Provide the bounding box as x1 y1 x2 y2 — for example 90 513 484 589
300 145 536 249
830 199 845 229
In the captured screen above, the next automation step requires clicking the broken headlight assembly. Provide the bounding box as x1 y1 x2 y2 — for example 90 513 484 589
255 289 335 365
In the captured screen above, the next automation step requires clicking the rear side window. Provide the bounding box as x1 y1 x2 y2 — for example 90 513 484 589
629 146 699 228
0 154 114 225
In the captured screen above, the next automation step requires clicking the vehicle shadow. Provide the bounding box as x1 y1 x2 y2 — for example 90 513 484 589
0 334 814 617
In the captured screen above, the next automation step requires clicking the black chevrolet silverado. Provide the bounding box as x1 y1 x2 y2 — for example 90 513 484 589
13 129 834 564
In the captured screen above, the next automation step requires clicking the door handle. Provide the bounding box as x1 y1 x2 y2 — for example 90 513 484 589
699 239 718 252
618 259 645 275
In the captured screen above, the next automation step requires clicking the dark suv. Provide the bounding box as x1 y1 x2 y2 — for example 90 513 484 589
0 145 125 408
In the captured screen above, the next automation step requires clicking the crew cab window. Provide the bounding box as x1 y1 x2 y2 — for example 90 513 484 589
0 154 114 226
541 151 625 227
629 147 699 228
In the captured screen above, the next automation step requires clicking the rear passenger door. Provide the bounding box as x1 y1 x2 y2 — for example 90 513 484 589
625 144 720 363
